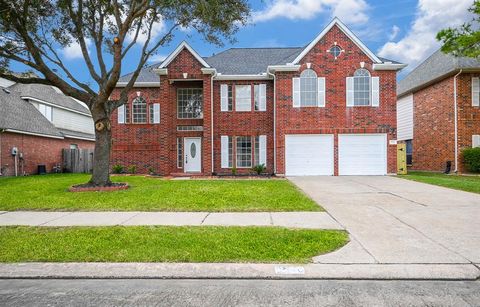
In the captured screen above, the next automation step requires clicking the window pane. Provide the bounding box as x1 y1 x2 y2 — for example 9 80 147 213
177 138 183 168
228 85 233 111
149 104 154 123
236 136 252 168
177 88 203 119
132 97 147 123
235 85 251 111
353 69 371 106
300 69 317 106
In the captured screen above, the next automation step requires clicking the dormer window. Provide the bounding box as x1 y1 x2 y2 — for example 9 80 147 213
300 69 318 107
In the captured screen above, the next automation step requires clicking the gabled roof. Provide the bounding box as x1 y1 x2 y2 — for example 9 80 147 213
291 17 381 64
8 83 90 115
159 41 210 69
398 49 480 97
0 88 63 138
204 47 303 75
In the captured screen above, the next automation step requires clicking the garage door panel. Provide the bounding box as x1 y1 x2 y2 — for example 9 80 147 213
339 134 387 176
285 135 334 176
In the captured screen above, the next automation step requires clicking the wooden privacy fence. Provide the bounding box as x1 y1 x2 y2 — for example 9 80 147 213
62 149 94 173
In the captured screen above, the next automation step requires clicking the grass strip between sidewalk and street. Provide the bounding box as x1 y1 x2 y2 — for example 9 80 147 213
0 174 321 212
399 171 480 194
0 226 348 263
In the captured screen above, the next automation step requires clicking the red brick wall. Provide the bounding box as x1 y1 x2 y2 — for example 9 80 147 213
111 48 212 175
275 25 398 175
409 73 480 173
212 80 274 175
0 132 94 176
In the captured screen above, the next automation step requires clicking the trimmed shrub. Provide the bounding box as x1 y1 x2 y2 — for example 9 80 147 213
462 147 480 173
252 164 266 175
128 165 137 174
112 165 124 174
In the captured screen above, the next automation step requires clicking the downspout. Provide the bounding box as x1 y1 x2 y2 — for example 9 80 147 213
453 69 462 173
267 69 276 174
210 70 217 174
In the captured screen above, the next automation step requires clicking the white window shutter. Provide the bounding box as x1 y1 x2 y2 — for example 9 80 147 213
221 84 228 111
118 105 125 124
317 77 325 107
259 84 267 111
293 77 300 107
473 135 480 148
346 77 354 107
472 77 480 107
372 76 380 107
153 103 160 123
259 135 267 166
221 136 229 168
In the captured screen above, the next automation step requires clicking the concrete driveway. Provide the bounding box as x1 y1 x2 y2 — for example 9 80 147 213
289 176 480 265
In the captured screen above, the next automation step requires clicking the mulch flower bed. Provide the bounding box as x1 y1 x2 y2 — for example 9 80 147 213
69 182 129 192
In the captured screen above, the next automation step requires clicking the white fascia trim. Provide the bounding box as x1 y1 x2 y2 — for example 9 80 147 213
201 68 217 75
214 74 271 81
152 68 168 75
5 128 64 139
115 82 160 88
159 41 210 69
267 65 301 73
292 17 381 65
22 96 92 117
62 134 95 141
373 63 408 71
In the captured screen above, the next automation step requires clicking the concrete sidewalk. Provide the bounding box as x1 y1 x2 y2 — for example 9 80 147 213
0 211 343 229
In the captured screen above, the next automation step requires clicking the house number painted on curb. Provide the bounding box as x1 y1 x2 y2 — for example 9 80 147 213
274 266 305 275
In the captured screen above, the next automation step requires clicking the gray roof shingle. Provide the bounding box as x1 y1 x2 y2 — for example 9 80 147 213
118 62 162 83
8 83 90 114
398 49 480 97
0 88 63 137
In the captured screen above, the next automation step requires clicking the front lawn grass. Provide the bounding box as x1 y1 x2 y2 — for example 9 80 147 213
400 171 480 194
0 226 348 263
0 174 321 211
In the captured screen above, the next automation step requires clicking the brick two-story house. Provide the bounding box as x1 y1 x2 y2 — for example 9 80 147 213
397 50 480 173
111 18 405 176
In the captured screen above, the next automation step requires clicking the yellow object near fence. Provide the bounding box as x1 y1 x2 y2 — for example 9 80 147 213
397 143 407 175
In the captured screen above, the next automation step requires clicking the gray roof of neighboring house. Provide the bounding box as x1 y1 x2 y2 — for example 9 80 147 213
119 47 400 83
57 128 95 141
0 88 63 137
8 83 90 114
398 49 480 97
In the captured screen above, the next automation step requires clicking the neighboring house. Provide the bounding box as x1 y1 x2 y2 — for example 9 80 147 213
397 50 480 173
111 18 405 176
0 80 95 176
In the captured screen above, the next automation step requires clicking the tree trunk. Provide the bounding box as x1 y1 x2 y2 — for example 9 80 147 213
89 118 112 186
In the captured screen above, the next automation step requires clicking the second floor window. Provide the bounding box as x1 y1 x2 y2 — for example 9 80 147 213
353 68 371 106
132 97 147 123
235 85 251 111
300 69 318 107
177 88 203 119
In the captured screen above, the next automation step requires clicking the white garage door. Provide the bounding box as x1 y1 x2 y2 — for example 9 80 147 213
339 134 387 175
285 135 334 176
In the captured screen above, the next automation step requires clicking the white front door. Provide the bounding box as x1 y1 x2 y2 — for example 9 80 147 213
184 137 201 173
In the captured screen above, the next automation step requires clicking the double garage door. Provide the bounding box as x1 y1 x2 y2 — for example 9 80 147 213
285 134 387 176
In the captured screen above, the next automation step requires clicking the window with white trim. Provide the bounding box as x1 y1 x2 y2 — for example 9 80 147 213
177 138 183 168
38 103 53 122
236 136 252 168
228 137 233 168
132 97 147 123
149 104 154 123
235 85 251 111
353 68 371 106
300 69 318 106
177 88 203 119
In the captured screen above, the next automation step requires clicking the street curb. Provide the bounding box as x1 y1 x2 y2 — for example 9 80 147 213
0 263 479 280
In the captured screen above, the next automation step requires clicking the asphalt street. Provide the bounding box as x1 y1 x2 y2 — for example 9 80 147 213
1 279 480 306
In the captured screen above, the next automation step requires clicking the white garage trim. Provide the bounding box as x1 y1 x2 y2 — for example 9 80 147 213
338 134 387 175
285 134 334 176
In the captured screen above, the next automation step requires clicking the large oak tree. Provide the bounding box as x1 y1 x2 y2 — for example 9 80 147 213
0 0 250 186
